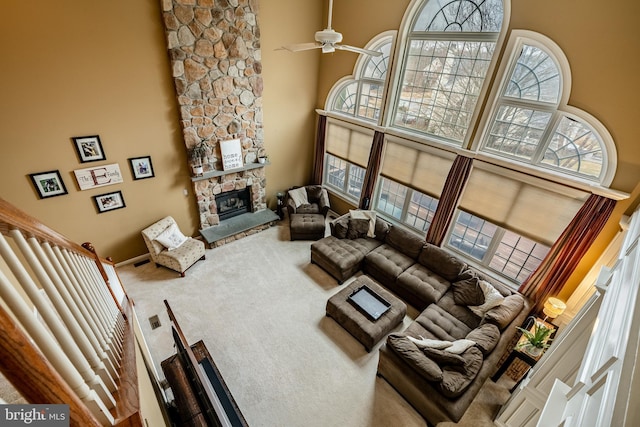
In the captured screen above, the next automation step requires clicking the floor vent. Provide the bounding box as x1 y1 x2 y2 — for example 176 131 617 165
149 315 161 330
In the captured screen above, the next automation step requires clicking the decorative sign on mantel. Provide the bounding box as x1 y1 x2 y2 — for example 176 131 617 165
74 163 123 190
220 139 244 171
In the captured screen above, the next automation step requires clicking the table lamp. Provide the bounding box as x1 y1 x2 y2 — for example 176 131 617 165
542 297 566 321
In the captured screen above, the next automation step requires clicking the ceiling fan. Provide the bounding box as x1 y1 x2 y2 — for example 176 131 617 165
279 0 382 57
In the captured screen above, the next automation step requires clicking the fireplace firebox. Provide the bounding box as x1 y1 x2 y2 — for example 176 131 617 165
216 188 251 221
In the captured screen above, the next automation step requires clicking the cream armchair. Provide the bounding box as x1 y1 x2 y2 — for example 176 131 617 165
141 216 205 277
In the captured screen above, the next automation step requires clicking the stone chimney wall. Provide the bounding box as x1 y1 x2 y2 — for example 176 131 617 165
160 0 265 229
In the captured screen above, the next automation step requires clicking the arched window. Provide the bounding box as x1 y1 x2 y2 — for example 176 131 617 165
391 0 504 145
329 35 394 122
478 32 615 185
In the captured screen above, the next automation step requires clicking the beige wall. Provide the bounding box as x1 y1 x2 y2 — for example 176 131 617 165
0 0 321 262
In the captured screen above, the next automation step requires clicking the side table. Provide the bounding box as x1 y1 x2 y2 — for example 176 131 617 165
492 317 556 392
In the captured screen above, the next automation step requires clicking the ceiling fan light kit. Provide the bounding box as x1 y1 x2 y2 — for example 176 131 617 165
280 0 382 57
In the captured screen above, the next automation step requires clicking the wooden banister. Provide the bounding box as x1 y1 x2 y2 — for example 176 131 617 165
0 197 146 426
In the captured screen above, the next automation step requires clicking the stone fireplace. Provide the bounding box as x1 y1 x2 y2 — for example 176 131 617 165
160 0 274 245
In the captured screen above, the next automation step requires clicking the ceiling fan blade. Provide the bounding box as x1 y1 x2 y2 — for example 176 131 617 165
279 43 322 53
335 44 382 57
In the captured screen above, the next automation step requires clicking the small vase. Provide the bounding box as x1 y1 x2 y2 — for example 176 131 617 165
525 346 543 358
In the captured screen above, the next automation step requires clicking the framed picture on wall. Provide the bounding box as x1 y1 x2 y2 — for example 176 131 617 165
128 156 155 180
93 190 126 213
29 170 68 199
72 135 106 163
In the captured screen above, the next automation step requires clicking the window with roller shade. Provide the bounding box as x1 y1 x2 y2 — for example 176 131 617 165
323 120 373 203
445 160 588 284
374 138 455 232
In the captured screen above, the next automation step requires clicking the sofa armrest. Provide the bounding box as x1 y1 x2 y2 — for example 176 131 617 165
318 188 330 216
286 197 297 216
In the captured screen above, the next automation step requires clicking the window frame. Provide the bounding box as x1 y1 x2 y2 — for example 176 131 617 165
444 209 550 287
323 153 366 205
473 30 617 187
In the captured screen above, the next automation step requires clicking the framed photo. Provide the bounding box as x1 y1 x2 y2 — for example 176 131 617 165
74 163 123 190
72 135 106 163
128 156 155 180
93 190 126 213
29 170 68 199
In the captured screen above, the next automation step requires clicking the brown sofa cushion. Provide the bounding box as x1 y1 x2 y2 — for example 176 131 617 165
483 294 526 330
418 244 467 282
364 244 416 284
396 264 451 309
347 218 370 239
465 323 500 355
306 185 324 201
385 226 425 259
332 216 349 239
439 346 483 398
421 347 466 366
387 334 444 382
451 277 485 306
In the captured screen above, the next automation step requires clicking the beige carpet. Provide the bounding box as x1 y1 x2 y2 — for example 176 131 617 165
118 220 514 427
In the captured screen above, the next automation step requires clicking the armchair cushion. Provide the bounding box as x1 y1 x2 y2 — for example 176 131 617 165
154 222 188 250
286 185 330 217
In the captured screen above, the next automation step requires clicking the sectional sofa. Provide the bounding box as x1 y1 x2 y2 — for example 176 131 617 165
310 212 531 424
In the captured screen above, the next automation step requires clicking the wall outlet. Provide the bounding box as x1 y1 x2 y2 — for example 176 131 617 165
183 188 189 196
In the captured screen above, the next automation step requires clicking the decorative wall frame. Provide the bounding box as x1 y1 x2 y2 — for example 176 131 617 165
72 135 106 163
74 163 123 190
128 156 155 180
29 170 68 199
94 190 126 213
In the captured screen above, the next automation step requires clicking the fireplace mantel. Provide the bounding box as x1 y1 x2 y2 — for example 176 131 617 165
191 161 270 183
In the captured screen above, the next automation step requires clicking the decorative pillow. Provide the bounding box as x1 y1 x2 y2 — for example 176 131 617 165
154 223 188 250
483 294 525 330
444 339 476 354
374 218 390 242
407 336 452 350
469 280 505 317
332 216 349 239
387 334 443 382
306 185 323 201
350 209 377 238
466 323 500 355
346 218 370 239
451 277 485 306
288 187 308 208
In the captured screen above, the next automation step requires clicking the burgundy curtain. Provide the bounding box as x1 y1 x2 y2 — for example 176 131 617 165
359 131 385 210
425 155 473 246
311 115 327 185
519 194 617 313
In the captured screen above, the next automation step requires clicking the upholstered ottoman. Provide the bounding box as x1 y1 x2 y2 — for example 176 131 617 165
290 213 326 241
326 275 406 351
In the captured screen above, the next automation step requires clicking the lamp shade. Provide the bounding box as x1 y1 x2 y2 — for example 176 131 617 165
543 297 566 319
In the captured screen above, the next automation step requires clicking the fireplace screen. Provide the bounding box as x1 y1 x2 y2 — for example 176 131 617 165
216 188 251 221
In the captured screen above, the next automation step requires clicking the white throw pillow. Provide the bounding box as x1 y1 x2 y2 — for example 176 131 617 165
350 209 376 238
154 223 188 250
407 336 452 350
444 339 476 354
288 187 308 208
469 280 505 317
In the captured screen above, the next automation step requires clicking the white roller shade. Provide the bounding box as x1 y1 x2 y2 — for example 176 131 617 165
380 140 454 198
325 121 373 168
459 161 588 245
